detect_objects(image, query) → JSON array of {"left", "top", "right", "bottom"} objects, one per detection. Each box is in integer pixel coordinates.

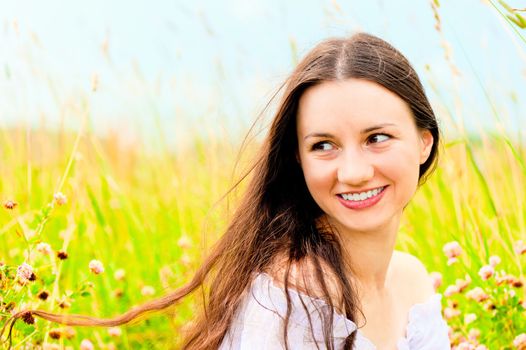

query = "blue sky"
[{"left": 1, "top": 0, "right": 525, "bottom": 145}]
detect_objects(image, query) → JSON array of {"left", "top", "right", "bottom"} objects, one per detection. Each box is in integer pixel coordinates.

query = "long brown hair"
[{"left": 2, "top": 32, "right": 439, "bottom": 349}]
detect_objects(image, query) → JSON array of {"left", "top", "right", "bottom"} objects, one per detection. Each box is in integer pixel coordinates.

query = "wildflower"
[
  {"left": 443, "top": 241, "right": 462, "bottom": 258},
  {"left": 466, "top": 287, "right": 489, "bottom": 302},
  {"left": 429, "top": 272, "right": 442, "bottom": 291},
  {"left": 180, "top": 253, "right": 192, "bottom": 266},
  {"left": 478, "top": 265, "right": 494, "bottom": 280},
  {"left": 456, "top": 342, "right": 474, "bottom": 350},
  {"left": 514, "top": 240, "right": 526, "bottom": 256},
  {"left": 36, "top": 242, "right": 52, "bottom": 255},
  {"left": 468, "top": 328, "right": 481, "bottom": 341},
  {"left": 58, "top": 298, "right": 71, "bottom": 309},
  {"left": 3, "top": 200, "right": 18, "bottom": 209},
  {"left": 17, "top": 263, "right": 36, "bottom": 283},
  {"left": 111, "top": 288, "right": 123, "bottom": 298},
  {"left": 114, "top": 268, "right": 126, "bottom": 281},
  {"left": 489, "top": 255, "right": 501, "bottom": 267},
  {"left": 89, "top": 260, "right": 104, "bottom": 274},
  {"left": 514, "top": 333, "right": 526, "bottom": 349},
  {"left": 464, "top": 313, "right": 476, "bottom": 324},
  {"left": 511, "top": 278, "right": 523, "bottom": 288},
  {"left": 57, "top": 250, "right": 68, "bottom": 260},
  {"left": 53, "top": 192, "right": 67, "bottom": 206},
  {"left": 21, "top": 311, "right": 35, "bottom": 325},
  {"left": 62, "top": 326, "right": 76, "bottom": 339},
  {"left": 37, "top": 290, "right": 49, "bottom": 301},
  {"left": 456, "top": 278, "right": 471, "bottom": 292},
  {"left": 177, "top": 234, "right": 192, "bottom": 249},
  {"left": 108, "top": 326, "right": 122, "bottom": 337},
  {"left": 80, "top": 339, "right": 94, "bottom": 350},
  {"left": 141, "top": 285, "right": 155, "bottom": 296},
  {"left": 443, "top": 307, "right": 460, "bottom": 319},
  {"left": 43, "top": 344, "right": 60, "bottom": 350},
  {"left": 444, "top": 284, "right": 460, "bottom": 297},
  {"left": 475, "top": 346, "right": 488, "bottom": 350},
  {"left": 49, "top": 328, "right": 61, "bottom": 339}
]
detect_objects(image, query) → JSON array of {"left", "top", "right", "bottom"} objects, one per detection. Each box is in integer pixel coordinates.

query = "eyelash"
[{"left": 310, "top": 133, "right": 392, "bottom": 151}]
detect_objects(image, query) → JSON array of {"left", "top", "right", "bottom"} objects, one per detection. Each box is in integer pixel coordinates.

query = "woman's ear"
[{"left": 419, "top": 130, "right": 434, "bottom": 164}]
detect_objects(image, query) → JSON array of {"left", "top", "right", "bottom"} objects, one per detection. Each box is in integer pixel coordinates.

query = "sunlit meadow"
[{"left": 1, "top": 1, "right": 526, "bottom": 349}]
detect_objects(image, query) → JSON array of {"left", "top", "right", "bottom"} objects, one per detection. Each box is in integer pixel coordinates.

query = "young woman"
[{"left": 4, "top": 33, "right": 450, "bottom": 349}]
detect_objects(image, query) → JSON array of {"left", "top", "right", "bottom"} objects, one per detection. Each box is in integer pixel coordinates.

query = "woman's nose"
[{"left": 336, "top": 148, "right": 374, "bottom": 185}]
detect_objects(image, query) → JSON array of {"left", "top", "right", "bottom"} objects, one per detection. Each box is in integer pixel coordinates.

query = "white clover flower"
[
  {"left": 17, "top": 263, "right": 34, "bottom": 282},
  {"left": 53, "top": 192, "right": 67, "bottom": 206},
  {"left": 88, "top": 260, "right": 104, "bottom": 274}
]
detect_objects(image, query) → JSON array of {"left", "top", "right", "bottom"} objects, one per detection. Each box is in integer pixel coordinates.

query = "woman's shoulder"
[
  {"left": 390, "top": 250, "right": 436, "bottom": 305},
  {"left": 265, "top": 254, "right": 345, "bottom": 309}
]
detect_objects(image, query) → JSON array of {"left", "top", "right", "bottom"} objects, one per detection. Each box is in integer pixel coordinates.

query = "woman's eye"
[
  {"left": 312, "top": 142, "right": 334, "bottom": 151},
  {"left": 368, "top": 133, "right": 391, "bottom": 144}
]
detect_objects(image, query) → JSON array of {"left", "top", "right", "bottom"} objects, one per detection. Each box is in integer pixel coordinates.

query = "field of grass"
[
  {"left": 0, "top": 109, "right": 525, "bottom": 349},
  {"left": 1, "top": 1, "right": 526, "bottom": 349}
]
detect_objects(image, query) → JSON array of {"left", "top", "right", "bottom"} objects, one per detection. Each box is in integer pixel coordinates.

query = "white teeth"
[{"left": 340, "top": 186, "right": 384, "bottom": 202}]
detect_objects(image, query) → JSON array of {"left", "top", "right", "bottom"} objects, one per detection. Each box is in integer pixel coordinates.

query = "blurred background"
[
  {"left": 1, "top": 0, "right": 525, "bottom": 145},
  {"left": 1, "top": 0, "right": 525, "bottom": 349}
]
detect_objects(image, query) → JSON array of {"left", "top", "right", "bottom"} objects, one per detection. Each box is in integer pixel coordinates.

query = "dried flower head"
[
  {"left": 89, "top": 260, "right": 104, "bottom": 274},
  {"left": 57, "top": 251, "right": 68, "bottom": 260},
  {"left": 3, "top": 200, "right": 18, "bottom": 210},
  {"left": 37, "top": 290, "right": 49, "bottom": 301},
  {"left": 49, "top": 328, "right": 61, "bottom": 339},
  {"left": 21, "top": 311, "right": 35, "bottom": 325},
  {"left": 53, "top": 192, "right": 67, "bottom": 206}
]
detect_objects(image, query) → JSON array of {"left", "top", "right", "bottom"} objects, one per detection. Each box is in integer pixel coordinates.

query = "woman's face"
[{"left": 296, "top": 79, "right": 433, "bottom": 235}]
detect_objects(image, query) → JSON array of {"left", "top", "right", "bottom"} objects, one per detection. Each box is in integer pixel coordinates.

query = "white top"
[{"left": 219, "top": 273, "right": 451, "bottom": 349}]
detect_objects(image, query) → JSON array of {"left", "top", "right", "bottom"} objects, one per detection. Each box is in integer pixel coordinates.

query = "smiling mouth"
[{"left": 338, "top": 186, "right": 387, "bottom": 202}]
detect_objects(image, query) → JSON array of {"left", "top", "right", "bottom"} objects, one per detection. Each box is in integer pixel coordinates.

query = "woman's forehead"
[{"left": 296, "top": 79, "right": 414, "bottom": 134}]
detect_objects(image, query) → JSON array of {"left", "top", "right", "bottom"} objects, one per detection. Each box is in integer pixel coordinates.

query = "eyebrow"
[{"left": 303, "top": 123, "right": 397, "bottom": 140}]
